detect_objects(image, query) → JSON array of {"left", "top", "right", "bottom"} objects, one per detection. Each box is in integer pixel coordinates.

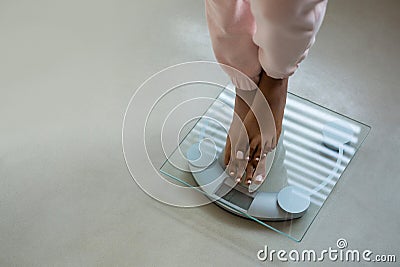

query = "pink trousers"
[{"left": 206, "top": 0, "right": 328, "bottom": 90}]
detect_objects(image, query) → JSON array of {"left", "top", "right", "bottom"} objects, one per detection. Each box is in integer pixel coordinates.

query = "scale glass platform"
[{"left": 159, "top": 84, "right": 370, "bottom": 242}]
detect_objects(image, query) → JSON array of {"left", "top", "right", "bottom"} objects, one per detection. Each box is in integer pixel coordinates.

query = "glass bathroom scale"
[{"left": 157, "top": 83, "right": 370, "bottom": 242}]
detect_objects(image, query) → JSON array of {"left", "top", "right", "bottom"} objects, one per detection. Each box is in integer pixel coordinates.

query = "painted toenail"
[
  {"left": 236, "top": 151, "right": 244, "bottom": 159},
  {"left": 255, "top": 175, "right": 263, "bottom": 182}
]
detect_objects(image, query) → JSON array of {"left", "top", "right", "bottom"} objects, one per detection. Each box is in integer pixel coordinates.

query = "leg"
[
  {"left": 243, "top": 0, "right": 328, "bottom": 185},
  {"left": 245, "top": 72, "right": 288, "bottom": 185},
  {"left": 206, "top": 0, "right": 263, "bottom": 181}
]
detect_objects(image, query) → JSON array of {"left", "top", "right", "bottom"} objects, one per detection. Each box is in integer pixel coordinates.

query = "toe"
[
  {"left": 227, "top": 163, "right": 236, "bottom": 180},
  {"left": 245, "top": 163, "right": 254, "bottom": 184},
  {"left": 263, "top": 137, "right": 274, "bottom": 153},
  {"left": 252, "top": 156, "right": 267, "bottom": 185},
  {"left": 224, "top": 136, "right": 231, "bottom": 166},
  {"left": 252, "top": 142, "right": 262, "bottom": 163},
  {"left": 248, "top": 137, "right": 260, "bottom": 161},
  {"left": 270, "top": 136, "right": 277, "bottom": 150},
  {"left": 233, "top": 128, "right": 250, "bottom": 182},
  {"left": 227, "top": 151, "right": 236, "bottom": 178},
  {"left": 235, "top": 151, "right": 247, "bottom": 181},
  {"left": 227, "top": 149, "right": 242, "bottom": 182}
]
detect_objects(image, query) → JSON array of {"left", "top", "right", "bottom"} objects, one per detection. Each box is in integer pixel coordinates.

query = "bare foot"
[
  {"left": 223, "top": 89, "right": 255, "bottom": 181},
  {"left": 244, "top": 71, "right": 287, "bottom": 185},
  {"left": 224, "top": 71, "right": 288, "bottom": 186}
]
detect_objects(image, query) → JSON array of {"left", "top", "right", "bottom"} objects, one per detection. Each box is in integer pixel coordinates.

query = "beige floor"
[{"left": 1, "top": 0, "right": 399, "bottom": 266}]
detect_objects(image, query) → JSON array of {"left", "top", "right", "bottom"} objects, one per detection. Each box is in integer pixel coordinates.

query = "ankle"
[
  {"left": 235, "top": 88, "right": 256, "bottom": 107},
  {"left": 259, "top": 71, "right": 288, "bottom": 97}
]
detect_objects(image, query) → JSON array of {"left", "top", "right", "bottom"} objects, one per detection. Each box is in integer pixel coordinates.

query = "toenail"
[
  {"left": 236, "top": 151, "right": 244, "bottom": 159},
  {"left": 255, "top": 157, "right": 260, "bottom": 161},
  {"left": 245, "top": 156, "right": 250, "bottom": 160},
  {"left": 230, "top": 171, "right": 235, "bottom": 176},
  {"left": 247, "top": 180, "right": 251, "bottom": 185},
  {"left": 236, "top": 177, "right": 241, "bottom": 182},
  {"left": 255, "top": 175, "right": 263, "bottom": 182},
  {"left": 262, "top": 153, "right": 267, "bottom": 158}
]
